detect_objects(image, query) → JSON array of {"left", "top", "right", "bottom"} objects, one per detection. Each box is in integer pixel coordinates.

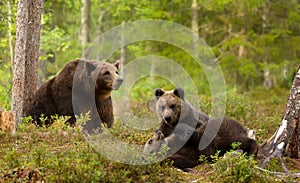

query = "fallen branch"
[{"left": 255, "top": 166, "right": 300, "bottom": 178}]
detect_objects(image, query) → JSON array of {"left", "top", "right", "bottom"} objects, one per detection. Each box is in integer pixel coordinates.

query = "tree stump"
[{"left": 257, "top": 66, "right": 300, "bottom": 173}]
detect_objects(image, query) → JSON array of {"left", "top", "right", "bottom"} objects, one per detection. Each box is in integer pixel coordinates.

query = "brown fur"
[
  {"left": 155, "top": 87, "right": 208, "bottom": 137},
  {"left": 25, "top": 59, "right": 122, "bottom": 133},
  {"left": 144, "top": 118, "right": 257, "bottom": 169},
  {"left": 146, "top": 87, "right": 257, "bottom": 169}
]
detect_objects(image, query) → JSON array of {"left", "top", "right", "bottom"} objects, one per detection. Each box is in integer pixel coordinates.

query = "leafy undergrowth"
[{"left": 0, "top": 88, "right": 299, "bottom": 182}]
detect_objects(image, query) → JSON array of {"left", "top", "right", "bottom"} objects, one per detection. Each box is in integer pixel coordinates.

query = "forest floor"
[{"left": 0, "top": 88, "right": 299, "bottom": 182}]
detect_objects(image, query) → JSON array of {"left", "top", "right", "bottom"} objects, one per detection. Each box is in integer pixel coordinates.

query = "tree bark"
[
  {"left": 7, "top": 0, "right": 14, "bottom": 66},
  {"left": 258, "top": 66, "right": 300, "bottom": 173},
  {"left": 24, "top": 0, "right": 43, "bottom": 111},
  {"left": 120, "top": 21, "right": 126, "bottom": 80},
  {"left": 191, "top": 0, "right": 199, "bottom": 57},
  {"left": 11, "top": 0, "right": 43, "bottom": 125},
  {"left": 191, "top": 0, "right": 198, "bottom": 35},
  {"left": 262, "top": 0, "right": 273, "bottom": 88},
  {"left": 12, "top": 0, "right": 29, "bottom": 125},
  {"left": 81, "top": 0, "right": 90, "bottom": 58}
]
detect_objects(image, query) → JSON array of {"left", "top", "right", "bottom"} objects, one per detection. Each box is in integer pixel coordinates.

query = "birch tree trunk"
[
  {"left": 258, "top": 66, "right": 300, "bottom": 173},
  {"left": 11, "top": 0, "right": 43, "bottom": 125}
]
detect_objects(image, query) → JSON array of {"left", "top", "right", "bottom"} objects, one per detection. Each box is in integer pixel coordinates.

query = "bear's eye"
[
  {"left": 103, "top": 71, "right": 110, "bottom": 75},
  {"left": 148, "top": 139, "right": 153, "bottom": 144},
  {"left": 161, "top": 106, "right": 166, "bottom": 111},
  {"left": 116, "top": 71, "right": 119, "bottom": 75},
  {"left": 170, "top": 104, "right": 176, "bottom": 109}
]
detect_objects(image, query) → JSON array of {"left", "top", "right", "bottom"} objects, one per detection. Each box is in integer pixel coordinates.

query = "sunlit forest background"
[{"left": 0, "top": 0, "right": 299, "bottom": 110}]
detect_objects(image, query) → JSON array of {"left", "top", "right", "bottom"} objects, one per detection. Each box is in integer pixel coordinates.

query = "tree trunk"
[
  {"left": 191, "top": 0, "right": 198, "bottom": 57},
  {"left": 24, "top": 0, "right": 43, "bottom": 110},
  {"left": 12, "top": 0, "right": 29, "bottom": 125},
  {"left": 120, "top": 21, "right": 126, "bottom": 80},
  {"left": 263, "top": 65, "right": 273, "bottom": 88},
  {"left": 258, "top": 66, "right": 300, "bottom": 173},
  {"left": 11, "top": 0, "right": 43, "bottom": 125},
  {"left": 191, "top": 0, "right": 198, "bottom": 35},
  {"left": 262, "top": 0, "right": 273, "bottom": 89},
  {"left": 81, "top": 0, "right": 90, "bottom": 58},
  {"left": 7, "top": 0, "right": 14, "bottom": 66}
]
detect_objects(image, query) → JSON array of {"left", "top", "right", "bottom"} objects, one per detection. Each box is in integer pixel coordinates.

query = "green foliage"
[
  {"left": 129, "top": 75, "right": 175, "bottom": 102},
  {"left": 0, "top": 116, "right": 188, "bottom": 182},
  {"left": 209, "top": 152, "right": 270, "bottom": 183},
  {"left": 225, "top": 89, "right": 254, "bottom": 121},
  {"left": 231, "top": 142, "right": 242, "bottom": 150},
  {"left": 0, "top": 88, "right": 298, "bottom": 182},
  {"left": 39, "top": 27, "right": 70, "bottom": 60},
  {"left": 0, "top": 61, "right": 12, "bottom": 109}
]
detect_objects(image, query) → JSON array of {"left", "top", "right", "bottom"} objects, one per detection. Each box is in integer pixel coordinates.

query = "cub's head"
[
  {"left": 155, "top": 87, "right": 185, "bottom": 127},
  {"left": 143, "top": 130, "right": 167, "bottom": 155},
  {"left": 84, "top": 60, "right": 123, "bottom": 98}
]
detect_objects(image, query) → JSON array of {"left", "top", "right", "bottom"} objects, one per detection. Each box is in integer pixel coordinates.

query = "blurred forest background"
[{"left": 0, "top": 0, "right": 299, "bottom": 110}]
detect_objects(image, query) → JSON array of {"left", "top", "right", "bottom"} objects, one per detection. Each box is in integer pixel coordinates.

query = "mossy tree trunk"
[{"left": 257, "top": 66, "right": 300, "bottom": 173}]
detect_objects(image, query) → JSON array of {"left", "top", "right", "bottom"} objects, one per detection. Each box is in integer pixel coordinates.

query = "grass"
[{"left": 0, "top": 87, "right": 299, "bottom": 182}]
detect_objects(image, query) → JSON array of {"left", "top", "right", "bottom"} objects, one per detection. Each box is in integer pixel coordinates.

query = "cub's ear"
[
  {"left": 173, "top": 87, "right": 184, "bottom": 100},
  {"left": 113, "top": 60, "right": 120, "bottom": 69},
  {"left": 155, "top": 88, "right": 165, "bottom": 99},
  {"left": 84, "top": 61, "right": 96, "bottom": 74}
]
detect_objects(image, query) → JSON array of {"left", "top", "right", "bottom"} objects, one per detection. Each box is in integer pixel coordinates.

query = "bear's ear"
[
  {"left": 113, "top": 60, "right": 120, "bottom": 69},
  {"left": 155, "top": 88, "right": 165, "bottom": 99},
  {"left": 173, "top": 87, "right": 184, "bottom": 100},
  {"left": 85, "top": 61, "right": 96, "bottom": 73}
]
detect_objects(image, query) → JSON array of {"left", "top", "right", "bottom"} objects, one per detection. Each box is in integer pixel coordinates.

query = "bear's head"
[
  {"left": 155, "top": 87, "right": 186, "bottom": 127},
  {"left": 83, "top": 60, "right": 123, "bottom": 99},
  {"left": 143, "top": 129, "right": 167, "bottom": 155}
]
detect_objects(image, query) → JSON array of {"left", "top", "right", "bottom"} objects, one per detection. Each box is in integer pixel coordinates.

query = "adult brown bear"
[{"left": 25, "top": 59, "right": 122, "bottom": 134}]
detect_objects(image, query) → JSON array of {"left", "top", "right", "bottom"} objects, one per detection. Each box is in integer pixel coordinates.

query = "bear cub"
[
  {"left": 155, "top": 87, "right": 209, "bottom": 137},
  {"left": 25, "top": 59, "right": 123, "bottom": 133}
]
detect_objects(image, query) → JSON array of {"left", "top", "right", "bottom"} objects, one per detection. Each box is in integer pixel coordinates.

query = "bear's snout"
[
  {"left": 112, "top": 78, "right": 123, "bottom": 90},
  {"left": 155, "top": 130, "right": 162, "bottom": 136}
]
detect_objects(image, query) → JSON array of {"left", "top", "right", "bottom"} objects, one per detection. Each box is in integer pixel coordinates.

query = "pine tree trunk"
[
  {"left": 7, "top": 1, "right": 14, "bottom": 66},
  {"left": 191, "top": 0, "right": 198, "bottom": 57},
  {"left": 262, "top": 0, "right": 273, "bottom": 89},
  {"left": 24, "top": 0, "right": 43, "bottom": 111},
  {"left": 12, "top": 0, "right": 29, "bottom": 125},
  {"left": 191, "top": 0, "right": 198, "bottom": 35},
  {"left": 11, "top": 0, "right": 43, "bottom": 125},
  {"left": 120, "top": 21, "right": 126, "bottom": 80},
  {"left": 81, "top": 0, "right": 90, "bottom": 57},
  {"left": 258, "top": 66, "right": 300, "bottom": 172}
]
